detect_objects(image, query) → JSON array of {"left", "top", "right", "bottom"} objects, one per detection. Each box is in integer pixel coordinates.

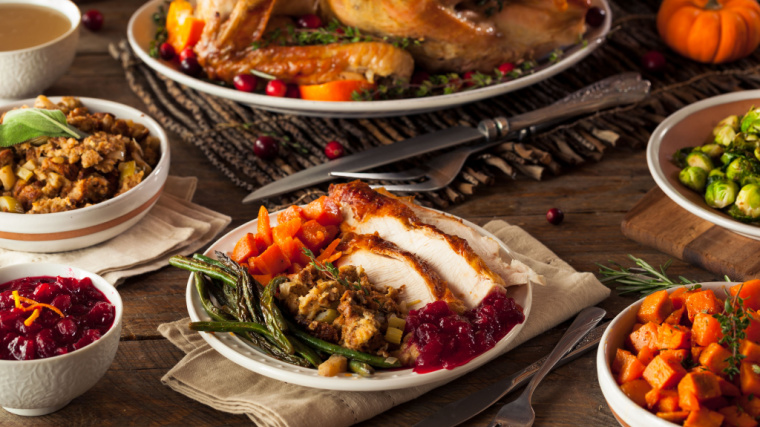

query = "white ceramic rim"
[
  {"left": 127, "top": 0, "right": 611, "bottom": 118},
  {"left": 596, "top": 282, "right": 737, "bottom": 427},
  {"left": 646, "top": 90, "right": 760, "bottom": 240},
  {"left": 0, "top": 96, "right": 170, "bottom": 230},
  {"left": 0, "top": 0, "right": 81, "bottom": 55},
  {"left": 0, "top": 262, "right": 123, "bottom": 367},
  {"left": 186, "top": 209, "right": 532, "bottom": 391}
]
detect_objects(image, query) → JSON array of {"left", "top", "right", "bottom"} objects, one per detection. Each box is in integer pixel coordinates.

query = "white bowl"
[
  {"left": 0, "top": 263, "right": 123, "bottom": 416},
  {"left": 0, "top": 0, "right": 81, "bottom": 99},
  {"left": 596, "top": 282, "right": 737, "bottom": 427},
  {"left": 0, "top": 97, "right": 170, "bottom": 252},
  {"left": 647, "top": 90, "right": 760, "bottom": 241}
]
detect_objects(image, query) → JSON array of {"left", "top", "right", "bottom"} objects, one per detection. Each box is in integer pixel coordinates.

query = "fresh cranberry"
[
  {"left": 73, "top": 329, "right": 101, "bottom": 350},
  {"left": 585, "top": 7, "right": 606, "bottom": 28},
  {"left": 498, "top": 62, "right": 515, "bottom": 75},
  {"left": 233, "top": 74, "right": 258, "bottom": 92},
  {"left": 265, "top": 80, "right": 288, "bottom": 97},
  {"left": 253, "top": 136, "right": 279, "bottom": 160},
  {"left": 36, "top": 329, "right": 56, "bottom": 359},
  {"left": 285, "top": 84, "right": 301, "bottom": 99},
  {"left": 55, "top": 318, "right": 78, "bottom": 343},
  {"left": 546, "top": 207, "right": 564, "bottom": 225},
  {"left": 411, "top": 71, "right": 430, "bottom": 86},
  {"left": 51, "top": 294, "right": 72, "bottom": 312},
  {"left": 179, "top": 48, "right": 196, "bottom": 62},
  {"left": 180, "top": 57, "right": 202, "bottom": 77},
  {"left": 641, "top": 51, "right": 666, "bottom": 73},
  {"left": 463, "top": 71, "right": 477, "bottom": 87},
  {"left": 82, "top": 9, "right": 104, "bottom": 32},
  {"left": 324, "top": 141, "right": 345, "bottom": 160},
  {"left": 8, "top": 336, "right": 36, "bottom": 360},
  {"left": 86, "top": 302, "right": 115, "bottom": 328},
  {"left": 159, "top": 42, "right": 176, "bottom": 61},
  {"left": 296, "top": 14, "right": 322, "bottom": 29},
  {"left": 335, "top": 27, "right": 345, "bottom": 35}
]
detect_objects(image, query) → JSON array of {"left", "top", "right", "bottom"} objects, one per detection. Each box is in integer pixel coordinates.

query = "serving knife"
[
  {"left": 242, "top": 73, "right": 651, "bottom": 203},
  {"left": 413, "top": 321, "right": 610, "bottom": 427}
]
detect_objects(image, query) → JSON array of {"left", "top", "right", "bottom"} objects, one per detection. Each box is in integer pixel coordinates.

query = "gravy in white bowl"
[{"left": 0, "top": 4, "right": 71, "bottom": 51}]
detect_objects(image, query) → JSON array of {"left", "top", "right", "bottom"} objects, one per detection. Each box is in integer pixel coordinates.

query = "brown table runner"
[{"left": 111, "top": 0, "right": 760, "bottom": 209}]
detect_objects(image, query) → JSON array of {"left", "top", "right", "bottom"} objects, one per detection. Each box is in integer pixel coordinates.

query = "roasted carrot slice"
[
  {"left": 272, "top": 217, "right": 302, "bottom": 248},
  {"left": 252, "top": 244, "right": 291, "bottom": 275},
  {"left": 316, "top": 238, "right": 341, "bottom": 263},
  {"left": 231, "top": 232, "right": 258, "bottom": 264},
  {"left": 257, "top": 205, "right": 273, "bottom": 247}
]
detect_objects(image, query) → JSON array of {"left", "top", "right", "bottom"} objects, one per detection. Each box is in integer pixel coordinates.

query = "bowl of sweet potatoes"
[{"left": 597, "top": 280, "right": 760, "bottom": 427}]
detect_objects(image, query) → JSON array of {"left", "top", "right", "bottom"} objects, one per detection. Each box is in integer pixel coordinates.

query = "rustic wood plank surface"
[{"left": 0, "top": 1, "right": 734, "bottom": 426}]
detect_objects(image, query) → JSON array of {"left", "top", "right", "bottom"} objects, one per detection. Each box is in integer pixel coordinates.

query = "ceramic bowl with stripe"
[{"left": 0, "top": 97, "right": 170, "bottom": 252}]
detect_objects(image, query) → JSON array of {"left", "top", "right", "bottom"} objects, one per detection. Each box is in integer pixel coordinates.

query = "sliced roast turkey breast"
[
  {"left": 329, "top": 181, "right": 512, "bottom": 310},
  {"left": 335, "top": 233, "right": 464, "bottom": 312}
]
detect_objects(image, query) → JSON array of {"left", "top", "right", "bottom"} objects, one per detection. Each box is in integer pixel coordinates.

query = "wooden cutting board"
[{"left": 621, "top": 187, "right": 760, "bottom": 281}]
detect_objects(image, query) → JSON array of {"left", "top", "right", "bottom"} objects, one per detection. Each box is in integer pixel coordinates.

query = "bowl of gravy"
[{"left": 0, "top": 0, "right": 81, "bottom": 99}]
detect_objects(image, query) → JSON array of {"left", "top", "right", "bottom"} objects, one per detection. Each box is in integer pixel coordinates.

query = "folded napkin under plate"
[
  {"left": 0, "top": 176, "right": 231, "bottom": 285},
  {"left": 159, "top": 219, "right": 610, "bottom": 427}
]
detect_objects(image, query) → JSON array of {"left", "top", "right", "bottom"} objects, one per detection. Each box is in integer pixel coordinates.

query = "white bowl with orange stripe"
[{"left": 0, "top": 97, "right": 169, "bottom": 252}]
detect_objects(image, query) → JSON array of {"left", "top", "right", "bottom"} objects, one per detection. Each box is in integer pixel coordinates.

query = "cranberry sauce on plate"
[
  {"left": 0, "top": 276, "right": 115, "bottom": 361},
  {"left": 406, "top": 290, "right": 524, "bottom": 373}
]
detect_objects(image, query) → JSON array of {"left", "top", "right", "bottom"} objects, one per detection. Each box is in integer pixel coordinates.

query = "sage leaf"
[{"left": 0, "top": 108, "right": 88, "bottom": 148}]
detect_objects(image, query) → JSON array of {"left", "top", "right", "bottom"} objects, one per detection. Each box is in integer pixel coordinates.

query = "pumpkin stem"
[{"left": 705, "top": 0, "right": 722, "bottom": 10}]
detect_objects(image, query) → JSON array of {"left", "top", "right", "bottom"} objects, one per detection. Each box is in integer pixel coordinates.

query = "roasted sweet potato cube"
[
  {"left": 638, "top": 346, "right": 657, "bottom": 366},
  {"left": 670, "top": 287, "right": 695, "bottom": 310},
  {"left": 665, "top": 307, "right": 684, "bottom": 325},
  {"left": 718, "top": 405, "right": 758, "bottom": 427},
  {"left": 657, "top": 411, "right": 689, "bottom": 424},
  {"left": 272, "top": 217, "right": 302, "bottom": 248},
  {"left": 620, "top": 379, "right": 651, "bottom": 408},
  {"left": 645, "top": 387, "right": 660, "bottom": 409},
  {"left": 692, "top": 346, "right": 706, "bottom": 361},
  {"left": 740, "top": 360, "right": 760, "bottom": 396},
  {"left": 660, "top": 349, "right": 689, "bottom": 364},
  {"left": 644, "top": 355, "right": 687, "bottom": 390},
  {"left": 685, "top": 290, "right": 723, "bottom": 322},
  {"left": 638, "top": 290, "right": 674, "bottom": 324},
  {"left": 231, "top": 232, "right": 258, "bottom": 263},
  {"left": 613, "top": 348, "right": 646, "bottom": 384},
  {"left": 718, "top": 377, "right": 741, "bottom": 397},
  {"left": 736, "top": 394, "right": 760, "bottom": 417},
  {"left": 692, "top": 312, "right": 724, "bottom": 347},
  {"left": 628, "top": 321, "right": 659, "bottom": 353},
  {"left": 746, "top": 312, "right": 760, "bottom": 343},
  {"left": 730, "top": 279, "right": 760, "bottom": 312},
  {"left": 297, "top": 220, "right": 328, "bottom": 251},
  {"left": 683, "top": 409, "right": 724, "bottom": 427},
  {"left": 741, "top": 339, "right": 760, "bottom": 363},
  {"left": 252, "top": 243, "right": 291, "bottom": 275},
  {"left": 657, "top": 323, "right": 691, "bottom": 350},
  {"left": 698, "top": 342, "right": 732, "bottom": 375},
  {"left": 656, "top": 390, "right": 680, "bottom": 413},
  {"left": 678, "top": 372, "right": 722, "bottom": 411}
]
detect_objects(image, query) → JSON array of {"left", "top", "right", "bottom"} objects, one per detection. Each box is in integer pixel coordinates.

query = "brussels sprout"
[
  {"left": 673, "top": 147, "right": 695, "bottom": 168},
  {"left": 721, "top": 151, "right": 740, "bottom": 167},
  {"left": 679, "top": 166, "right": 708, "bottom": 192},
  {"left": 743, "top": 174, "right": 760, "bottom": 187},
  {"left": 726, "top": 157, "right": 754, "bottom": 182},
  {"left": 714, "top": 125, "right": 737, "bottom": 146},
  {"left": 731, "top": 183, "right": 760, "bottom": 219},
  {"left": 699, "top": 143, "right": 724, "bottom": 158},
  {"left": 707, "top": 169, "right": 727, "bottom": 185},
  {"left": 714, "top": 115, "right": 740, "bottom": 135},
  {"left": 755, "top": 146, "right": 760, "bottom": 163},
  {"left": 704, "top": 179, "right": 739, "bottom": 208},
  {"left": 741, "top": 109, "right": 760, "bottom": 134},
  {"left": 685, "top": 151, "right": 714, "bottom": 172}
]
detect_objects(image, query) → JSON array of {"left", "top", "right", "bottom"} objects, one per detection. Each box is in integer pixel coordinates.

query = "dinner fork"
[
  {"left": 487, "top": 306, "right": 606, "bottom": 427},
  {"left": 331, "top": 73, "right": 651, "bottom": 193}
]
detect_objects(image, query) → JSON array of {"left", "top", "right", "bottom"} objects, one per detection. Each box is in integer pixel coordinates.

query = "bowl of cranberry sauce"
[{"left": 0, "top": 263, "right": 122, "bottom": 417}]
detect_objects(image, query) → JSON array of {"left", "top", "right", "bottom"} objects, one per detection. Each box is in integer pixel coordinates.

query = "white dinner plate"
[
  {"left": 185, "top": 209, "right": 532, "bottom": 391},
  {"left": 128, "top": 0, "right": 610, "bottom": 118},
  {"left": 646, "top": 90, "right": 760, "bottom": 241}
]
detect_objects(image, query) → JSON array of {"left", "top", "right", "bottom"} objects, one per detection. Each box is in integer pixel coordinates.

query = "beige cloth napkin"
[
  {"left": 0, "top": 176, "right": 231, "bottom": 285},
  {"left": 159, "top": 219, "right": 611, "bottom": 427}
]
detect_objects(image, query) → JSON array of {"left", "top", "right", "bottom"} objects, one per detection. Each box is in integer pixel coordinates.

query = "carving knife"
[
  {"left": 413, "top": 321, "right": 610, "bottom": 427},
  {"left": 242, "top": 73, "right": 650, "bottom": 203}
]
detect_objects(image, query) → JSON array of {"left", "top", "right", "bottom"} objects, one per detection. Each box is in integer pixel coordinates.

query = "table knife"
[
  {"left": 242, "top": 73, "right": 650, "bottom": 203},
  {"left": 413, "top": 321, "right": 610, "bottom": 427}
]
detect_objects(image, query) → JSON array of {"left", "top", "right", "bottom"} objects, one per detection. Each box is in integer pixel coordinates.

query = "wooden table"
[{"left": 2, "top": 1, "right": 727, "bottom": 425}]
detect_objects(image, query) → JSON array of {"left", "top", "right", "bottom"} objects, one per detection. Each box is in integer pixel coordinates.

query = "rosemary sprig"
[
  {"left": 715, "top": 284, "right": 750, "bottom": 380},
  {"left": 302, "top": 248, "right": 369, "bottom": 295},
  {"left": 597, "top": 255, "right": 701, "bottom": 296}
]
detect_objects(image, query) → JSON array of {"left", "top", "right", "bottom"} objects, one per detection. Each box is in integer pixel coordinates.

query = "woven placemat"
[{"left": 110, "top": 0, "right": 760, "bottom": 209}]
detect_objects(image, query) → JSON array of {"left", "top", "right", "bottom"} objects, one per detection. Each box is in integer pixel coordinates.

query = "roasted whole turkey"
[{"left": 193, "top": 0, "right": 591, "bottom": 86}]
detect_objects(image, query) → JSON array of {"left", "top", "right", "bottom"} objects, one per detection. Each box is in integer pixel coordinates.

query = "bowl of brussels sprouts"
[{"left": 647, "top": 90, "right": 760, "bottom": 240}]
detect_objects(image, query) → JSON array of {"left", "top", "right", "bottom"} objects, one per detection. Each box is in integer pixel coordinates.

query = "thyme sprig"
[
  {"left": 302, "top": 248, "right": 369, "bottom": 295},
  {"left": 148, "top": 1, "right": 170, "bottom": 58},
  {"left": 252, "top": 20, "right": 421, "bottom": 51},
  {"left": 715, "top": 284, "right": 750, "bottom": 379},
  {"left": 597, "top": 255, "right": 701, "bottom": 296}
]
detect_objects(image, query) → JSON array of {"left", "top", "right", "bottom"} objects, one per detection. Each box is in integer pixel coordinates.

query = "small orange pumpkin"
[{"left": 657, "top": 0, "right": 760, "bottom": 64}]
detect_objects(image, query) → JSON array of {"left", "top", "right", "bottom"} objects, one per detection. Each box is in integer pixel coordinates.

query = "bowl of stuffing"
[
  {"left": 0, "top": 96, "right": 170, "bottom": 252},
  {"left": 0, "top": 262, "right": 123, "bottom": 416}
]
